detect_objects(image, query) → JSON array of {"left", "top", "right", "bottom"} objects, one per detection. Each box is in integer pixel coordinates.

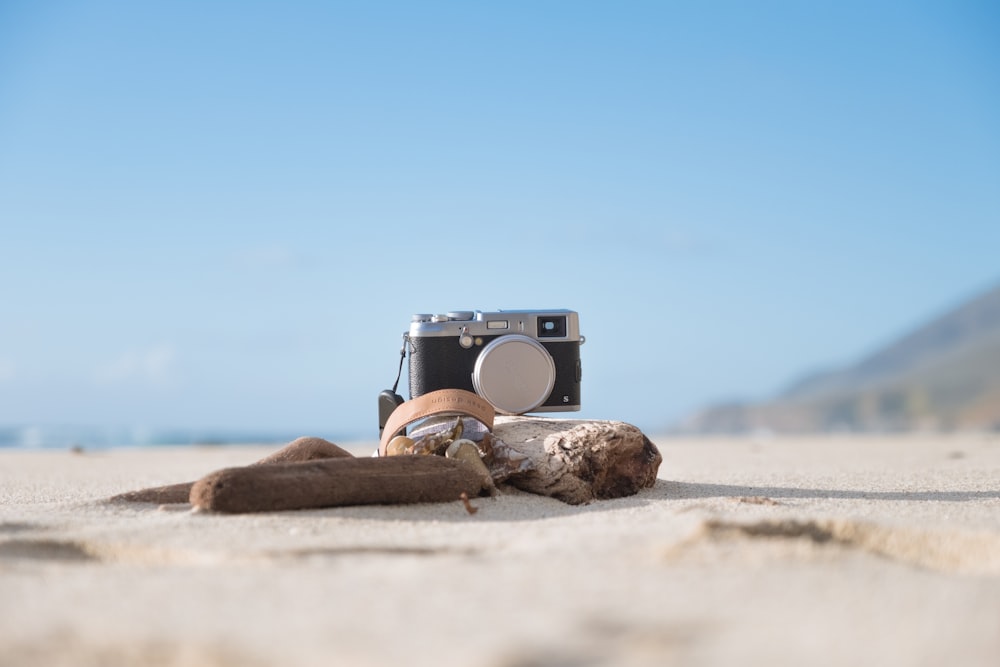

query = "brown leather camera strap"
[{"left": 378, "top": 389, "right": 495, "bottom": 456}]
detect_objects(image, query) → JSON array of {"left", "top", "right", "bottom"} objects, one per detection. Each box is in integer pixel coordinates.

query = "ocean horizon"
[{"left": 0, "top": 424, "right": 371, "bottom": 449}]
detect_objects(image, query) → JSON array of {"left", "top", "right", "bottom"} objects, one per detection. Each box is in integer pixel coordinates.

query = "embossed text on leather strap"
[{"left": 378, "top": 389, "right": 495, "bottom": 456}]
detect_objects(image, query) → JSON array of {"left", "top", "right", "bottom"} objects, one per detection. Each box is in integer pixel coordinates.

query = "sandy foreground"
[{"left": 1, "top": 433, "right": 999, "bottom": 667}]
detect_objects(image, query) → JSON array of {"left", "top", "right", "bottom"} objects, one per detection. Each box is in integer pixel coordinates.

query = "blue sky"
[{"left": 2, "top": 1, "right": 998, "bottom": 443}]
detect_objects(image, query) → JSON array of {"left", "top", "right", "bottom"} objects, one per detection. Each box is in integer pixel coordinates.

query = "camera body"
[{"left": 407, "top": 309, "right": 583, "bottom": 415}]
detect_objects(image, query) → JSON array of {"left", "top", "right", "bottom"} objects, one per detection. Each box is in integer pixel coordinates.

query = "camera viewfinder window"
[{"left": 537, "top": 316, "right": 567, "bottom": 338}]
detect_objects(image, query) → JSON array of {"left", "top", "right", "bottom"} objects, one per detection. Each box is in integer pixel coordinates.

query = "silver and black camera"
[{"left": 405, "top": 309, "right": 584, "bottom": 415}]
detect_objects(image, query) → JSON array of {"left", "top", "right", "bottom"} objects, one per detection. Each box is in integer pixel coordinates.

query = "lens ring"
[{"left": 472, "top": 335, "right": 556, "bottom": 415}]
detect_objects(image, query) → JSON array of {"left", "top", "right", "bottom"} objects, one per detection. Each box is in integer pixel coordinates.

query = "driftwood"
[
  {"left": 109, "top": 481, "right": 197, "bottom": 505},
  {"left": 109, "top": 437, "right": 353, "bottom": 503},
  {"left": 253, "top": 437, "right": 354, "bottom": 464},
  {"left": 190, "top": 456, "right": 491, "bottom": 513},
  {"left": 109, "top": 418, "right": 662, "bottom": 511},
  {"left": 489, "top": 417, "right": 662, "bottom": 505}
]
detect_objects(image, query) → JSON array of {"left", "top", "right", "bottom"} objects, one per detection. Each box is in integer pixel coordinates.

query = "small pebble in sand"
[{"left": 735, "top": 496, "right": 780, "bottom": 506}]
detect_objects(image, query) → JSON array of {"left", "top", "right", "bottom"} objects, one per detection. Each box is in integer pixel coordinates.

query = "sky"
[{"left": 1, "top": 1, "right": 998, "bottom": 445}]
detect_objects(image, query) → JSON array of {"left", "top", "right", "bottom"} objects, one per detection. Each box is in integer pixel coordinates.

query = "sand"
[{"left": 2, "top": 433, "right": 999, "bottom": 667}]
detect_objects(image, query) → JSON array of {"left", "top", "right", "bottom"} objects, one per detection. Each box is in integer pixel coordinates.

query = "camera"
[{"left": 406, "top": 309, "right": 584, "bottom": 415}]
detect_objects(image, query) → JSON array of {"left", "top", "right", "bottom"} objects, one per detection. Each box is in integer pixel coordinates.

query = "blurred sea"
[{"left": 0, "top": 425, "right": 367, "bottom": 449}]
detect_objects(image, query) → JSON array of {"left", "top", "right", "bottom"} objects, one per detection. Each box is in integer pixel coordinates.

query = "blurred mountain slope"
[{"left": 679, "top": 282, "right": 1000, "bottom": 433}]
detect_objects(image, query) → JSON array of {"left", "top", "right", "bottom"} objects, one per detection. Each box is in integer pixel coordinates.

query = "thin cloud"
[
  {"left": 0, "top": 358, "right": 13, "bottom": 382},
  {"left": 94, "top": 344, "right": 177, "bottom": 387}
]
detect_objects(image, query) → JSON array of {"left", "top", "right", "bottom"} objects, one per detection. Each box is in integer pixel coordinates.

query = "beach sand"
[{"left": 2, "top": 433, "right": 999, "bottom": 667}]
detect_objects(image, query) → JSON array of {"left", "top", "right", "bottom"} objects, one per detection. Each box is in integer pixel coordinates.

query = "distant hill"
[{"left": 677, "top": 282, "right": 1000, "bottom": 433}]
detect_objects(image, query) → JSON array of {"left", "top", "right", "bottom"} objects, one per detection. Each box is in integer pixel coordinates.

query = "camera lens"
[
  {"left": 537, "top": 316, "right": 567, "bottom": 338},
  {"left": 473, "top": 335, "right": 556, "bottom": 414}
]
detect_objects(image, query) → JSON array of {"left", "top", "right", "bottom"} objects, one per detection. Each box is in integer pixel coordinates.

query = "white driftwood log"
[{"left": 488, "top": 416, "right": 662, "bottom": 505}]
